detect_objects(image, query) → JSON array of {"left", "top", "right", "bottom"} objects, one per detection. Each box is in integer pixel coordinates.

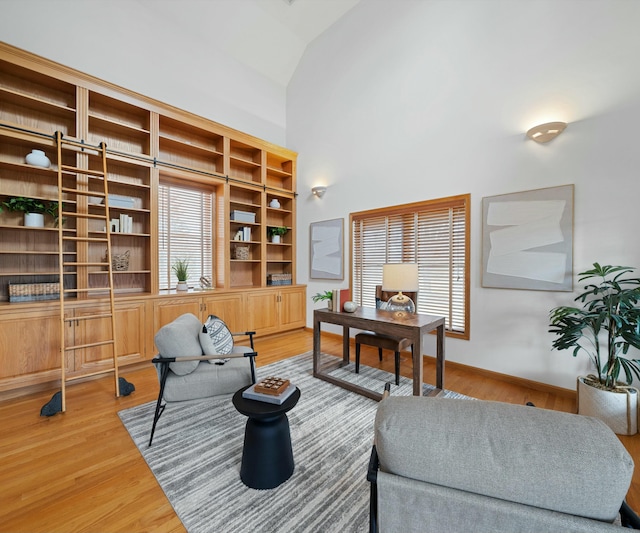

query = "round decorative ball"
[
  {"left": 25, "top": 149, "right": 51, "bottom": 168},
  {"left": 343, "top": 301, "right": 357, "bottom": 313}
]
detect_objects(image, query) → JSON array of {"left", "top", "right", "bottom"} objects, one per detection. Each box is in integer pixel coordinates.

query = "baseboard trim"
[{"left": 307, "top": 327, "right": 576, "bottom": 400}]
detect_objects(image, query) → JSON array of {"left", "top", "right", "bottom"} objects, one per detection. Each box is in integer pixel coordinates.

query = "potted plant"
[
  {"left": 549, "top": 263, "right": 640, "bottom": 434},
  {"left": 172, "top": 258, "right": 190, "bottom": 291},
  {"left": 312, "top": 290, "right": 334, "bottom": 310},
  {"left": 268, "top": 226, "right": 288, "bottom": 244},
  {"left": 2, "top": 196, "right": 48, "bottom": 227}
]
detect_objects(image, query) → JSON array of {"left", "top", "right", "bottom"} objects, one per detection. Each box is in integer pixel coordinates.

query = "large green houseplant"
[{"left": 549, "top": 263, "right": 640, "bottom": 434}]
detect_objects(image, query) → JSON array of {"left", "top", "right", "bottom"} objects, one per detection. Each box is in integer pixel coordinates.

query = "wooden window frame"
[{"left": 350, "top": 193, "right": 470, "bottom": 340}]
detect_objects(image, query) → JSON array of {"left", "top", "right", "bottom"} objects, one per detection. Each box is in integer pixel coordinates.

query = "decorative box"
[
  {"left": 230, "top": 210, "right": 256, "bottom": 223},
  {"left": 267, "top": 273, "right": 292, "bottom": 286},
  {"left": 9, "top": 282, "right": 60, "bottom": 302},
  {"left": 234, "top": 246, "right": 250, "bottom": 260}
]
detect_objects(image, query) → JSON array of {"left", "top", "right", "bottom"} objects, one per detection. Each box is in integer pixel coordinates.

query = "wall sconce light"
[
  {"left": 526, "top": 121, "right": 567, "bottom": 143},
  {"left": 312, "top": 186, "right": 327, "bottom": 198}
]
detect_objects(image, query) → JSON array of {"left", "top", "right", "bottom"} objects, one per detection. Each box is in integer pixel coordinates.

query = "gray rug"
[{"left": 118, "top": 352, "right": 470, "bottom": 533}]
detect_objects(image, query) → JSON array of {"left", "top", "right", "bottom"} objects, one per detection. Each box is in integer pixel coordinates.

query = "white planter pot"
[
  {"left": 176, "top": 281, "right": 189, "bottom": 291},
  {"left": 272, "top": 235, "right": 281, "bottom": 244},
  {"left": 577, "top": 376, "right": 638, "bottom": 435},
  {"left": 24, "top": 212, "right": 44, "bottom": 227}
]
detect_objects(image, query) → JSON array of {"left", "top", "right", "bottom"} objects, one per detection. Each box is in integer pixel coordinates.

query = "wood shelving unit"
[{"left": 0, "top": 42, "right": 305, "bottom": 398}]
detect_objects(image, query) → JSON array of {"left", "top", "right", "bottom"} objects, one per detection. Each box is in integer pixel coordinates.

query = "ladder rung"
[
  {"left": 60, "top": 164, "right": 105, "bottom": 177},
  {"left": 64, "top": 287, "right": 114, "bottom": 294},
  {"left": 65, "top": 367, "right": 116, "bottom": 381},
  {"left": 64, "top": 339, "right": 115, "bottom": 351},
  {"left": 63, "top": 236, "right": 109, "bottom": 242},
  {"left": 61, "top": 187, "right": 105, "bottom": 197},
  {"left": 61, "top": 211, "right": 109, "bottom": 220}
]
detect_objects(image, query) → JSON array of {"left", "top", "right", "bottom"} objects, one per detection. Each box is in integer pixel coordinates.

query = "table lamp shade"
[
  {"left": 382, "top": 263, "right": 419, "bottom": 292},
  {"left": 382, "top": 263, "right": 418, "bottom": 316}
]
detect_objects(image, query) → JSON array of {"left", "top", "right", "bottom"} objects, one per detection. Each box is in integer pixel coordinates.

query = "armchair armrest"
[{"left": 152, "top": 352, "right": 257, "bottom": 364}]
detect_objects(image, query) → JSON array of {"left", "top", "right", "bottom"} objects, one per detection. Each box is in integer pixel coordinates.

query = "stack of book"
[{"left": 242, "top": 376, "right": 296, "bottom": 405}]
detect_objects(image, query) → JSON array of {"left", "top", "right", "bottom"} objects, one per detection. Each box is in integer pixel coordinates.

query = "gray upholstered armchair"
[
  {"left": 368, "top": 396, "right": 639, "bottom": 532},
  {"left": 149, "top": 313, "right": 257, "bottom": 446}
]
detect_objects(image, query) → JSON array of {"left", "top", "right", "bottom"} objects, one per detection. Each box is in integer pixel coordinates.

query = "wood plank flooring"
[{"left": 1, "top": 328, "right": 638, "bottom": 532}]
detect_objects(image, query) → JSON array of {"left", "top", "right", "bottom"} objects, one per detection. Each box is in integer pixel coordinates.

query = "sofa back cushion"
[
  {"left": 154, "top": 313, "right": 203, "bottom": 375},
  {"left": 375, "top": 397, "right": 633, "bottom": 522}
]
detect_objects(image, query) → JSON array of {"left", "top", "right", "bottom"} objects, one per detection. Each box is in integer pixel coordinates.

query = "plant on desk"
[{"left": 312, "top": 290, "right": 333, "bottom": 310}]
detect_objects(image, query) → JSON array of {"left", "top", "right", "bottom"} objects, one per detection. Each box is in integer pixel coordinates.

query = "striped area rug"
[{"left": 118, "top": 352, "right": 469, "bottom": 533}]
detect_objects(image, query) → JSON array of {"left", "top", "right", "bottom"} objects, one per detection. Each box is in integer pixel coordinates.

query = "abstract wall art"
[{"left": 482, "top": 185, "right": 574, "bottom": 291}]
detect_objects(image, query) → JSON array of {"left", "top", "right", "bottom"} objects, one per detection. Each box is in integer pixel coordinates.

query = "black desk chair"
[{"left": 355, "top": 285, "right": 417, "bottom": 385}]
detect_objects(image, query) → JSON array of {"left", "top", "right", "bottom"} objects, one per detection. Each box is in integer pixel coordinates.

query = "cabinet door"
[
  {"left": 152, "top": 297, "right": 201, "bottom": 333},
  {"left": 73, "top": 301, "right": 147, "bottom": 374},
  {"left": 245, "top": 290, "right": 279, "bottom": 336},
  {"left": 0, "top": 308, "right": 72, "bottom": 391},
  {"left": 202, "top": 293, "right": 244, "bottom": 333},
  {"left": 279, "top": 286, "right": 306, "bottom": 331}
]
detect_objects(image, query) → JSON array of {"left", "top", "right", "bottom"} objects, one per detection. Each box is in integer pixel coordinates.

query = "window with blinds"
[
  {"left": 158, "top": 179, "right": 214, "bottom": 290},
  {"left": 351, "top": 194, "right": 470, "bottom": 339}
]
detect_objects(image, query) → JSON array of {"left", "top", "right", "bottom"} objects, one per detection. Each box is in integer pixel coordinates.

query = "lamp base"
[{"left": 387, "top": 294, "right": 415, "bottom": 318}]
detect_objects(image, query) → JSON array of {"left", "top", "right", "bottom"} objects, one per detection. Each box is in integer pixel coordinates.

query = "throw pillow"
[
  {"left": 154, "top": 313, "right": 202, "bottom": 376},
  {"left": 201, "top": 314, "right": 234, "bottom": 363}
]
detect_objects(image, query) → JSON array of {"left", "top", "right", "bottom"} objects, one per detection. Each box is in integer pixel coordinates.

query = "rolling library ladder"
[{"left": 40, "top": 132, "right": 134, "bottom": 416}]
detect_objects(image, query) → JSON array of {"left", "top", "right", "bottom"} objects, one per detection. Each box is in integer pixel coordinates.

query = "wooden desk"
[{"left": 313, "top": 307, "right": 445, "bottom": 401}]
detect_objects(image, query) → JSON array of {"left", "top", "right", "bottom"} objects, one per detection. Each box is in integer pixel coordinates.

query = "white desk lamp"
[{"left": 382, "top": 263, "right": 418, "bottom": 317}]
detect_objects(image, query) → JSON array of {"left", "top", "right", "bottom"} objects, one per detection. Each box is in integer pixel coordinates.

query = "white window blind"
[
  {"left": 158, "top": 180, "right": 214, "bottom": 290},
  {"left": 352, "top": 195, "right": 470, "bottom": 338}
]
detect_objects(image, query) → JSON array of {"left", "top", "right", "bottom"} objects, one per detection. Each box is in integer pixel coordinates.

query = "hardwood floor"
[{"left": 1, "top": 328, "right": 638, "bottom": 532}]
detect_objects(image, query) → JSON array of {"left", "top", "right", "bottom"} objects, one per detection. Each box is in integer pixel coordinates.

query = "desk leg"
[
  {"left": 313, "top": 315, "right": 321, "bottom": 376},
  {"left": 343, "top": 325, "right": 350, "bottom": 365},
  {"left": 436, "top": 324, "right": 445, "bottom": 390},
  {"left": 412, "top": 332, "right": 423, "bottom": 396}
]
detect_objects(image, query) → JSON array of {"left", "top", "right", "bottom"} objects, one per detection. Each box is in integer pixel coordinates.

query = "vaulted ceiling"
[{"left": 147, "top": 0, "right": 361, "bottom": 87}]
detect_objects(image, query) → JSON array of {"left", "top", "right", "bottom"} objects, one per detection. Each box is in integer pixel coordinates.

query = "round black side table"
[{"left": 232, "top": 384, "right": 301, "bottom": 489}]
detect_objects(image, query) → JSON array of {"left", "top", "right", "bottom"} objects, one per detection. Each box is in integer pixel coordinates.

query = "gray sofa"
[{"left": 369, "top": 396, "right": 637, "bottom": 532}]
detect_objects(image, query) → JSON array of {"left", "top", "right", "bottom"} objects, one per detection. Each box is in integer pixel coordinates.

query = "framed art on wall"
[
  {"left": 310, "top": 218, "right": 344, "bottom": 280},
  {"left": 482, "top": 184, "right": 574, "bottom": 291}
]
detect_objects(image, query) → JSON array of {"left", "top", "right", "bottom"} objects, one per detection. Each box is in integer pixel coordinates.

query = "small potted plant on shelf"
[
  {"left": 268, "top": 226, "right": 288, "bottom": 244},
  {"left": 549, "top": 263, "right": 640, "bottom": 435},
  {"left": 2, "top": 196, "right": 49, "bottom": 227},
  {"left": 172, "top": 258, "right": 190, "bottom": 291},
  {"left": 312, "top": 290, "right": 334, "bottom": 311}
]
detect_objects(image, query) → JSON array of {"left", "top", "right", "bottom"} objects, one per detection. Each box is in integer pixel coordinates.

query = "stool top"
[{"left": 232, "top": 385, "right": 300, "bottom": 419}]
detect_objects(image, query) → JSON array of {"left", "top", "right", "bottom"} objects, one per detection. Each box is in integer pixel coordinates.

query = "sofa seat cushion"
[
  {"left": 375, "top": 397, "right": 634, "bottom": 522},
  {"left": 154, "top": 313, "right": 203, "bottom": 375},
  {"left": 160, "top": 357, "right": 252, "bottom": 402}
]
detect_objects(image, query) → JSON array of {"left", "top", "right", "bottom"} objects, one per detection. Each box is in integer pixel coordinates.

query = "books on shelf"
[
  {"left": 242, "top": 381, "right": 297, "bottom": 405},
  {"left": 332, "top": 288, "right": 351, "bottom": 312},
  {"left": 110, "top": 214, "right": 133, "bottom": 233}
]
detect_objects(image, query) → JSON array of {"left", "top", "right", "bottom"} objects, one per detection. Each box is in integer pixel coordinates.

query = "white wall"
[
  {"left": 0, "top": 0, "right": 287, "bottom": 145},
  {"left": 288, "top": 0, "right": 640, "bottom": 390}
]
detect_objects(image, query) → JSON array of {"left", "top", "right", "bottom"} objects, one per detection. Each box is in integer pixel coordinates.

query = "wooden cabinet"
[
  {"left": 0, "top": 299, "right": 147, "bottom": 396},
  {"left": 72, "top": 300, "right": 147, "bottom": 376},
  {"left": 245, "top": 286, "right": 306, "bottom": 336},
  {"left": 0, "top": 43, "right": 304, "bottom": 398},
  {"left": 0, "top": 306, "right": 71, "bottom": 393}
]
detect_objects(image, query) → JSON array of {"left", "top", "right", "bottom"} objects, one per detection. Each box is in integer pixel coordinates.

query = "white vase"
[
  {"left": 176, "top": 281, "right": 188, "bottom": 291},
  {"left": 272, "top": 235, "right": 281, "bottom": 244},
  {"left": 270, "top": 199, "right": 280, "bottom": 208},
  {"left": 25, "top": 149, "right": 51, "bottom": 168},
  {"left": 577, "top": 376, "right": 638, "bottom": 435},
  {"left": 24, "top": 212, "right": 45, "bottom": 227}
]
